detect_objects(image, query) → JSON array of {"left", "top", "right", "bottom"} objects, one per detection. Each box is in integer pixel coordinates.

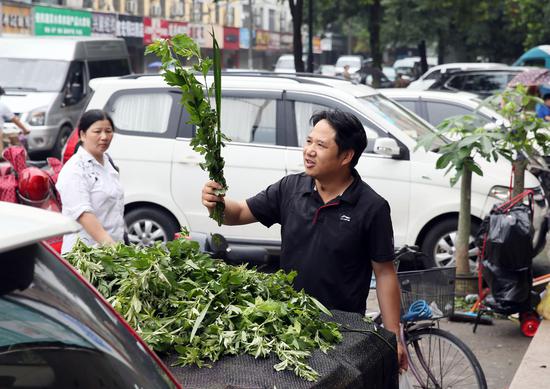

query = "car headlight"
[
  {"left": 488, "top": 185, "right": 510, "bottom": 201},
  {"left": 489, "top": 185, "right": 546, "bottom": 206},
  {"left": 28, "top": 110, "right": 46, "bottom": 126}
]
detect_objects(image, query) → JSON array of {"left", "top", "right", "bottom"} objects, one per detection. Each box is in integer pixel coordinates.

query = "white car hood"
[
  {"left": 0, "top": 202, "right": 79, "bottom": 253},
  {"left": 1, "top": 92, "right": 57, "bottom": 115}
]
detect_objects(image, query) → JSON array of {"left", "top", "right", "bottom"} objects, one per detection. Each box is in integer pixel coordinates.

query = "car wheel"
[
  {"left": 124, "top": 207, "right": 179, "bottom": 246},
  {"left": 53, "top": 125, "right": 73, "bottom": 158},
  {"left": 421, "top": 218, "right": 480, "bottom": 272}
]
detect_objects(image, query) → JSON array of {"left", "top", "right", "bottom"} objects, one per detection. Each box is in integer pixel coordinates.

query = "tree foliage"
[{"left": 313, "top": 0, "right": 541, "bottom": 65}]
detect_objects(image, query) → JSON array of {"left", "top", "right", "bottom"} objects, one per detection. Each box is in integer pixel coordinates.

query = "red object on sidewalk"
[{"left": 520, "top": 311, "right": 541, "bottom": 337}]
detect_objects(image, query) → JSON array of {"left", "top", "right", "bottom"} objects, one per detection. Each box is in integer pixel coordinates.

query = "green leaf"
[
  {"left": 212, "top": 29, "right": 222, "bottom": 136},
  {"left": 309, "top": 296, "right": 332, "bottom": 316},
  {"left": 435, "top": 153, "right": 453, "bottom": 170},
  {"left": 190, "top": 298, "right": 212, "bottom": 342}
]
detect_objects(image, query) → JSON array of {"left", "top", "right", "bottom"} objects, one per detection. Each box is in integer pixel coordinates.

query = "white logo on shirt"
[{"left": 340, "top": 214, "right": 351, "bottom": 222}]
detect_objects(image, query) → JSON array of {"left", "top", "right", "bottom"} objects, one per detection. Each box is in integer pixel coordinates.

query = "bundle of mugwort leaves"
[
  {"left": 64, "top": 234, "right": 342, "bottom": 381},
  {"left": 145, "top": 33, "right": 227, "bottom": 226}
]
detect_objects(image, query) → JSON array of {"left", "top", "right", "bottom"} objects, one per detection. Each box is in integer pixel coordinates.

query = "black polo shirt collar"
[{"left": 300, "top": 168, "right": 362, "bottom": 205}]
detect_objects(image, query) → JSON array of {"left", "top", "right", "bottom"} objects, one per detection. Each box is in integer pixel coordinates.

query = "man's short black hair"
[
  {"left": 310, "top": 110, "right": 367, "bottom": 168},
  {"left": 543, "top": 93, "right": 550, "bottom": 101}
]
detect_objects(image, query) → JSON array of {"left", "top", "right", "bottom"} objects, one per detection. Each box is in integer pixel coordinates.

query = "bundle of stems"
[{"left": 146, "top": 32, "right": 227, "bottom": 225}]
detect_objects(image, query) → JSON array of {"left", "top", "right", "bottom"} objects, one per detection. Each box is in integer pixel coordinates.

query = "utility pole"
[
  {"left": 307, "top": 0, "right": 313, "bottom": 73},
  {"left": 248, "top": 0, "right": 253, "bottom": 69}
]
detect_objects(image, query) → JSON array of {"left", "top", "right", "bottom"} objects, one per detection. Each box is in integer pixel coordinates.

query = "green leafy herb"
[
  {"left": 64, "top": 234, "right": 342, "bottom": 381},
  {"left": 145, "top": 31, "right": 228, "bottom": 226}
]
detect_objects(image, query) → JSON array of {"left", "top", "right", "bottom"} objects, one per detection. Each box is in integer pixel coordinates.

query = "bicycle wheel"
[{"left": 406, "top": 327, "right": 487, "bottom": 389}]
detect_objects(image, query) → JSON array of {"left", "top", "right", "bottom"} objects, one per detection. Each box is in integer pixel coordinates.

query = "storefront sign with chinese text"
[{"left": 34, "top": 6, "right": 91, "bottom": 36}]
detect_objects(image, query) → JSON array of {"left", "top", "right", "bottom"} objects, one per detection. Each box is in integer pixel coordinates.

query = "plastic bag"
[
  {"left": 537, "top": 284, "right": 550, "bottom": 320},
  {"left": 482, "top": 260, "right": 532, "bottom": 313},
  {"left": 484, "top": 203, "right": 534, "bottom": 269}
]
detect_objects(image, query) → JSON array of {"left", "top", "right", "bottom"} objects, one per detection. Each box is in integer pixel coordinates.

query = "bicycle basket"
[{"left": 397, "top": 267, "right": 456, "bottom": 319}]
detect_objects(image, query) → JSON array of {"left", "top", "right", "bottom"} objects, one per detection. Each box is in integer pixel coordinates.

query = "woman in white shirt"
[{"left": 56, "top": 109, "right": 125, "bottom": 254}]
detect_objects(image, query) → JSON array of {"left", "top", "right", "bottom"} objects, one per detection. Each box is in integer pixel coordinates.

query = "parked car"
[
  {"left": 82, "top": 73, "right": 547, "bottom": 268},
  {"left": 408, "top": 62, "right": 507, "bottom": 91},
  {"left": 393, "top": 56, "right": 438, "bottom": 80},
  {"left": 274, "top": 54, "right": 308, "bottom": 73},
  {"left": 355, "top": 63, "right": 394, "bottom": 88},
  {"left": 334, "top": 55, "right": 363, "bottom": 76},
  {"left": 383, "top": 66, "right": 397, "bottom": 82},
  {"left": 381, "top": 89, "right": 501, "bottom": 127},
  {"left": 513, "top": 45, "right": 550, "bottom": 69},
  {"left": 317, "top": 64, "right": 336, "bottom": 77},
  {"left": 0, "top": 202, "right": 181, "bottom": 388},
  {"left": 0, "top": 36, "right": 131, "bottom": 159},
  {"left": 417, "top": 66, "right": 528, "bottom": 98},
  {"left": 382, "top": 87, "right": 550, "bottom": 204}
]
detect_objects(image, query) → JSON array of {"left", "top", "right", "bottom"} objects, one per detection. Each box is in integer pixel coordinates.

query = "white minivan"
[
  {"left": 85, "top": 73, "right": 547, "bottom": 268},
  {"left": 0, "top": 36, "right": 131, "bottom": 157}
]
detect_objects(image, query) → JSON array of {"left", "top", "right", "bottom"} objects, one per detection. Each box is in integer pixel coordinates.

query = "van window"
[
  {"left": 357, "top": 94, "right": 446, "bottom": 149},
  {"left": 111, "top": 93, "right": 172, "bottom": 133},
  {"left": 395, "top": 99, "right": 417, "bottom": 112},
  {"left": 88, "top": 59, "right": 130, "bottom": 79},
  {"left": 294, "top": 101, "right": 381, "bottom": 153},
  {"left": 425, "top": 101, "right": 476, "bottom": 127},
  {"left": 424, "top": 70, "right": 441, "bottom": 80},
  {"left": 212, "top": 97, "right": 277, "bottom": 145},
  {"left": 63, "top": 61, "right": 85, "bottom": 105}
]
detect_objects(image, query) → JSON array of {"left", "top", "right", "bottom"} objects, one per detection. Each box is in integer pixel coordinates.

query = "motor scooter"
[{"left": 0, "top": 146, "right": 63, "bottom": 252}]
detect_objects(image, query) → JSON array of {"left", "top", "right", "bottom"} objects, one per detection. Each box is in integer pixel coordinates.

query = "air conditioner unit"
[
  {"left": 171, "top": 1, "right": 184, "bottom": 17},
  {"left": 150, "top": 2, "right": 162, "bottom": 17},
  {"left": 125, "top": 0, "right": 137, "bottom": 14}
]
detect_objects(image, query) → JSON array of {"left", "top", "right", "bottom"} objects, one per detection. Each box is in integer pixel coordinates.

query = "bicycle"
[{"left": 396, "top": 265, "right": 488, "bottom": 389}]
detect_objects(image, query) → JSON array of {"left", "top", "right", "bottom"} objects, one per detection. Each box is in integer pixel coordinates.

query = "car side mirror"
[
  {"left": 206, "top": 233, "right": 229, "bottom": 259},
  {"left": 374, "top": 137, "right": 401, "bottom": 157}
]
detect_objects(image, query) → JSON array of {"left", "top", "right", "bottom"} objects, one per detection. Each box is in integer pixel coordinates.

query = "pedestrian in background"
[
  {"left": 56, "top": 109, "right": 125, "bottom": 253},
  {"left": 536, "top": 93, "right": 550, "bottom": 121},
  {"left": 0, "top": 86, "right": 30, "bottom": 155},
  {"left": 342, "top": 64, "right": 352, "bottom": 81}
]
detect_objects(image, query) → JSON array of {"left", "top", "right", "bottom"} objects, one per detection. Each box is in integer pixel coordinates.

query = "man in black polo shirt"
[{"left": 201, "top": 109, "right": 406, "bottom": 371}]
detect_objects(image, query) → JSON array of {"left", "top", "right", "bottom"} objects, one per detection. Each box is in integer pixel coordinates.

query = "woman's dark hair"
[
  {"left": 77, "top": 109, "right": 115, "bottom": 134},
  {"left": 310, "top": 110, "right": 367, "bottom": 168}
]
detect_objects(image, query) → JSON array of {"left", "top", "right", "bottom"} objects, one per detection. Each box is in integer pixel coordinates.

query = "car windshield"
[
  {"left": 357, "top": 94, "right": 447, "bottom": 149},
  {"left": 0, "top": 58, "right": 69, "bottom": 92},
  {"left": 336, "top": 57, "right": 361, "bottom": 68}
]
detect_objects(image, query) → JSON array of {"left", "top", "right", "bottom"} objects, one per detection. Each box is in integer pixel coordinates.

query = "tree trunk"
[
  {"left": 367, "top": 0, "right": 382, "bottom": 88},
  {"left": 289, "top": 0, "right": 305, "bottom": 73},
  {"left": 512, "top": 157, "right": 529, "bottom": 197},
  {"left": 456, "top": 165, "right": 472, "bottom": 276}
]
